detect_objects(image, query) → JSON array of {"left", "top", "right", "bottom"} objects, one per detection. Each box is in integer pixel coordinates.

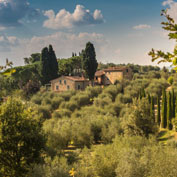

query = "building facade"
[
  {"left": 95, "top": 67, "right": 132, "bottom": 85},
  {"left": 51, "top": 76, "right": 89, "bottom": 92}
]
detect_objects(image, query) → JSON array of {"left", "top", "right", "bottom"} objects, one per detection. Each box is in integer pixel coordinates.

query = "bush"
[
  {"left": 51, "top": 97, "right": 64, "bottom": 110},
  {"left": 38, "top": 105, "right": 51, "bottom": 119}
]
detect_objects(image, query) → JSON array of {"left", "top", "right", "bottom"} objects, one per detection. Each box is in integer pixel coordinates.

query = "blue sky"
[{"left": 0, "top": 0, "right": 176, "bottom": 66}]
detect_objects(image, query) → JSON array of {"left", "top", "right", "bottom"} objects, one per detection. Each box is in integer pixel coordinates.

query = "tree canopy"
[
  {"left": 149, "top": 10, "right": 177, "bottom": 68},
  {"left": 0, "top": 98, "right": 45, "bottom": 177},
  {"left": 83, "top": 42, "right": 98, "bottom": 81},
  {"left": 39, "top": 45, "right": 58, "bottom": 85}
]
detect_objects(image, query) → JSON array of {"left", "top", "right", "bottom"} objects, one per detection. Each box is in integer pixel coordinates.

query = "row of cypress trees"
[{"left": 139, "top": 88, "right": 176, "bottom": 130}]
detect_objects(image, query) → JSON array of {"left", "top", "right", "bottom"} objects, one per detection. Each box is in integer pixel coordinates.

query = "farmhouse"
[
  {"left": 51, "top": 76, "right": 89, "bottom": 92},
  {"left": 94, "top": 67, "right": 132, "bottom": 85}
]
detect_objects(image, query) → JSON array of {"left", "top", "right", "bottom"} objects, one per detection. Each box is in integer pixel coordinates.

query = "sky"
[{"left": 0, "top": 0, "right": 177, "bottom": 67}]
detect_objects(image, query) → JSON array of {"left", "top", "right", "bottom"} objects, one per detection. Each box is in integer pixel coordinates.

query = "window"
[
  {"left": 78, "top": 85, "right": 81, "bottom": 90},
  {"left": 59, "top": 80, "right": 62, "bottom": 84},
  {"left": 67, "top": 85, "right": 70, "bottom": 90},
  {"left": 56, "top": 85, "right": 59, "bottom": 90},
  {"left": 126, "top": 69, "right": 129, "bottom": 73},
  {"left": 64, "top": 80, "right": 66, "bottom": 85},
  {"left": 96, "top": 77, "right": 98, "bottom": 80}
]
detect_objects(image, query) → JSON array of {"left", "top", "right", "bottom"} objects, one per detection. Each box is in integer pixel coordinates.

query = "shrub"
[
  {"left": 51, "top": 97, "right": 64, "bottom": 110},
  {"left": 38, "top": 105, "right": 51, "bottom": 119}
]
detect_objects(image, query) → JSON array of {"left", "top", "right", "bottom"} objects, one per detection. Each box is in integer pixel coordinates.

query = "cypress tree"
[
  {"left": 83, "top": 42, "right": 98, "bottom": 85},
  {"left": 48, "top": 44, "right": 58, "bottom": 80},
  {"left": 156, "top": 95, "right": 161, "bottom": 125},
  {"left": 150, "top": 96, "right": 155, "bottom": 121},
  {"left": 167, "top": 91, "right": 172, "bottom": 130},
  {"left": 171, "top": 89, "right": 175, "bottom": 118},
  {"left": 161, "top": 88, "right": 167, "bottom": 128},
  {"left": 40, "top": 45, "right": 58, "bottom": 85},
  {"left": 40, "top": 47, "right": 50, "bottom": 85}
]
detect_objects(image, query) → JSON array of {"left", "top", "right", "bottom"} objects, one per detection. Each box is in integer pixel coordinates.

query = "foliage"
[
  {"left": 161, "top": 88, "right": 167, "bottom": 128},
  {"left": 24, "top": 53, "right": 41, "bottom": 65},
  {"left": 83, "top": 42, "right": 98, "bottom": 81},
  {"left": 58, "top": 56, "right": 83, "bottom": 76},
  {"left": 39, "top": 45, "right": 58, "bottom": 85},
  {"left": 167, "top": 91, "right": 172, "bottom": 130},
  {"left": 121, "top": 98, "right": 158, "bottom": 137},
  {"left": 0, "top": 98, "right": 45, "bottom": 177},
  {"left": 149, "top": 10, "right": 177, "bottom": 68}
]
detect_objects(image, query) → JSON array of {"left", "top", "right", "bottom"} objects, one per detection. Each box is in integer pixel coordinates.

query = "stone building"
[
  {"left": 50, "top": 76, "right": 89, "bottom": 92},
  {"left": 94, "top": 67, "right": 132, "bottom": 85}
]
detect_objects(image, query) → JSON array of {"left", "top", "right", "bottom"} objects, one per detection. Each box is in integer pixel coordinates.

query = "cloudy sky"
[{"left": 0, "top": 0, "right": 176, "bottom": 66}]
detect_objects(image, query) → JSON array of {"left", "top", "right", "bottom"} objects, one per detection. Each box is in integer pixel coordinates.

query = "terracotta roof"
[
  {"left": 95, "top": 70, "right": 105, "bottom": 77},
  {"left": 103, "top": 67, "right": 128, "bottom": 72},
  {"left": 51, "top": 76, "right": 89, "bottom": 82},
  {"left": 64, "top": 76, "right": 89, "bottom": 82}
]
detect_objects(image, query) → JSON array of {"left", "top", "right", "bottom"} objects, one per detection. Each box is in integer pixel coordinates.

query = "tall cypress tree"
[
  {"left": 150, "top": 96, "right": 155, "bottom": 121},
  {"left": 48, "top": 44, "right": 58, "bottom": 80},
  {"left": 161, "top": 88, "right": 167, "bottom": 128},
  {"left": 156, "top": 95, "right": 161, "bottom": 125},
  {"left": 83, "top": 42, "right": 98, "bottom": 85},
  {"left": 167, "top": 91, "right": 172, "bottom": 130},
  {"left": 40, "top": 45, "right": 58, "bottom": 85},
  {"left": 171, "top": 89, "right": 175, "bottom": 118},
  {"left": 40, "top": 47, "right": 50, "bottom": 85}
]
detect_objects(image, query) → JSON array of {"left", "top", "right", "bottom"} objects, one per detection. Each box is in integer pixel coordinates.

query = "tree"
[
  {"left": 40, "top": 45, "right": 58, "bottom": 85},
  {"left": 167, "top": 91, "right": 172, "bottom": 130},
  {"left": 48, "top": 44, "right": 59, "bottom": 79},
  {"left": 150, "top": 96, "right": 155, "bottom": 121},
  {"left": 171, "top": 89, "right": 175, "bottom": 118},
  {"left": 83, "top": 42, "right": 98, "bottom": 85},
  {"left": 0, "top": 98, "right": 45, "bottom": 177},
  {"left": 156, "top": 95, "right": 161, "bottom": 125},
  {"left": 24, "top": 53, "right": 41, "bottom": 65},
  {"left": 161, "top": 88, "right": 167, "bottom": 128},
  {"left": 149, "top": 10, "right": 177, "bottom": 69},
  {"left": 122, "top": 98, "right": 157, "bottom": 137}
]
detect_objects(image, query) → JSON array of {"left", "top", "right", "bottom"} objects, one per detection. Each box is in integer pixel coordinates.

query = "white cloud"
[
  {"left": 43, "top": 5, "right": 104, "bottom": 29},
  {"left": 133, "top": 24, "right": 151, "bottom": 30},
  {"left": 0, "top": 34, "right": 19, "bottom": 52},
  {"left": 162, "top": 0, "right": 174, "bottom": 6},
  {"left": 162, "top": 0, "right": 177, "bottom": 22},
  {"left": 0, "top": 31, "right": 109, "bottom": 65}
]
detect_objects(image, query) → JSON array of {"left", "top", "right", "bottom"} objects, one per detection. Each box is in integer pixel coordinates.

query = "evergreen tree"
[
  {"left": 171, "top": 89, "right": 175, "bottom": 118},
  {"left": 156, "top": 95, "right": 161, "bottom": 125},
  {"left": 48, "top": 44, "right": 58, "bottom": 80},
  {"left": 40, "top": 47, "right": 50, "bottom": 85},
  {"left": 150, "top": 96, "right": 155, "bottom": 121},
  {"left": 167, "top": 91, "right": 172, "bottom": 130},
  {"left": 40, "top": 45, "right": 58, "bottom": 85},
  {"left": 83, "top": 42, "right": 98, "bottom": 85},
  {"left": 161, "top": 88, "right": 167, "bottom": 128}
]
